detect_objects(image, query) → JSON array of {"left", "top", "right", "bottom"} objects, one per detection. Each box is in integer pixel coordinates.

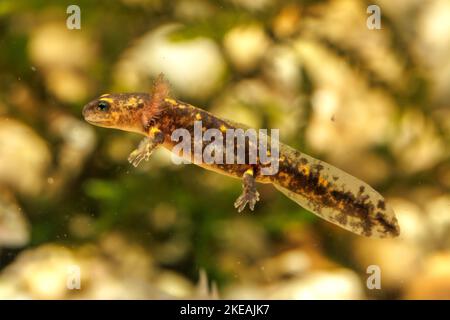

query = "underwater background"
[{"left": 0, "top": 0, "right": 449, "bottom": 299}]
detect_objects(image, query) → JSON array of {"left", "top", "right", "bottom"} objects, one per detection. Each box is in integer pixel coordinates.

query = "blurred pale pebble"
[
  {"left": 209, "top": 81, "right": 264, "bottom": 129},
  {"left": 426, "top": 195, "right": 450, "bottom": 247},
  {"left": 28, "top": 22, "right": 95, "bottom": 102},
  {"left": 404, "top": 252, "right": 450, "bottom": 299},
  {"left": 48, "top": 114, "right": 96, "bottom": 187},
  {"left": 268, "top": 269, "right": 365, "bottom": 299},
  {"left": 75, "top": 251, "right": 160, "bottom": 299},
  {"left": 45, "top": 68, "right": 91, "bottom": 103},
  {"left": 0, "top": 245, "right": 78, "bottom": 299},
  {"left": 0, "top": 242, "right": 182, "bottom": 299},
  {"left": 50, "top": 114, "right": 96, "bottom": 155},
  {"left": 353, "top": 239, "right": 422, "bottom": 292},
  {"left": 408, "top": 186, "right": 446, "bottom": 209},
  {"left": 294, "top": 40, "right": 395, "bottom": 155},
  {"left": 175, "top": 0, "right": 215, "bottom": 20},
  {"left": 114, "top": 24, "right": 226, "bottom": 100},
  {"left": 390, "top": 198, "right": 430, "bottom": 243},
  {"left": 224, "top": 269, "right": 365, "bottom": 300},
  {"left": 79, "top": 247, "right": 172, "bottom": 299},
  {"left": 154, "top": 270, "right": 194, "bottom": 298},
  {"left": 264, "top": 45, "right": 302, "bottom": 93},
  {"left": 353, "top": 198, "right": 428, "bottom": 290},
  {"left": 99, "top": 233, "right": 156, "bottom": 279},
  {"left": 210, "top": 96, "right": 261, "bottom": 128},
  {"left": 28, "top": 23, "right": 94, "bottom": 69},
  {"left": 311, "top": 89, "right": 338, "bottom": 119},
  {"left": 223, "top": 24, "right": 270, "bottom": 72},
  {"left": 307, "top": 86, "right": 394, "bottom": 155},
  {"left": 414, "top": 0, "right": 450, "bottom": 102},
  {"left": 416, "top": 0, "right": 450, "bottom": 62},
  {"left": 271, "top": 97, "right": 306, "bottom": 140},
  {"left": 303, "top": 0, "right": 405, "bottom": 87},
  {"left": 0, "top": 118, "right": 51, "bottom": 196},
  {"left": 231, "top": 79, "right": 274, "bottom": 110},
  {"left": 390, "top": 109, "right": 446, "bottom": 173},
  {"left": 0, "top": 190, "right": 30, "bottom": 248},
  {"left": 259, "top": 249, "right": 312, "bottom": 280},
  {"left": 217, "top": 78, "right": 305, "bottom": 139}
]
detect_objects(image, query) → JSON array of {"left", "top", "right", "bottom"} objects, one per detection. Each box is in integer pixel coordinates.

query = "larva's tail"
[{"left": 273, "top": 145, "right": 400, "bottom": 238}]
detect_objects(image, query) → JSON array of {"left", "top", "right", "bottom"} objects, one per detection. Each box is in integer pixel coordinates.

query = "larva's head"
[{"left": 82, "top": 93, "right": 150, "bottom": 134}]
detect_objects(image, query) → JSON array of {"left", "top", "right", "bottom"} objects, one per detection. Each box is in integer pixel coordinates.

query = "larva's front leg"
[
  {"left": 234, "top": 168, "right": 260, "bottom": 212},
  {"left": 128, "top": 129, "right": 165, "bottom": 167}
]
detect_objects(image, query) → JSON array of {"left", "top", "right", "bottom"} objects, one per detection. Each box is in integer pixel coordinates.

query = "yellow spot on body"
[
  {"left": 99, "top": 97, "right": 114, "bottom": 104},
  {"left": 302, "top": 165, "right": 310, "bottom": 176},
  {"left": 319, "top": 176, "right": 328, "bottom": 187},
  {"left": 100, "top": 94, "right": 110, "bottom": 98},
  {"left": 195, "top": 113, "right": 202, "bottom": 120},
  {"left": 219, "top": 124, "right": 227, "bottom": 132},
  {"left": 164, "top": 98, "right": 177, "bottom": 105},
  {"left": 245, "top": 168, "right": 254, "bottom": 176},
  {"left": 266, "top": 150, "right": 271, "bottom": 157},
  {"left": 127, "top": 97, "right": 137, "bottom": 105},
  {"left": 150, "top": 127, "right": 161, "bottom": 135}
]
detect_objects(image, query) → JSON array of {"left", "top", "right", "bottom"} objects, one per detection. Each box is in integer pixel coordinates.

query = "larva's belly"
[{"left": 162, "top": 141, "right": 272, "bottom": 183}]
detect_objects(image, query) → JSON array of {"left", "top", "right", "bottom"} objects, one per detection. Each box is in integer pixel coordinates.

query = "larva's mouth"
[{"left": 84, "top": 118, "right": 115, "bottom": 128}]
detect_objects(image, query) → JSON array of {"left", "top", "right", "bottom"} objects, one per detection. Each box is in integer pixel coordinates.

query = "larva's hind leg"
[{"left": 234, "top": 168, "right": 260, "bottom": 212}]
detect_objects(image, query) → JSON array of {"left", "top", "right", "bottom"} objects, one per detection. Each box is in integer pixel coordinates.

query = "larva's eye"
[{"left": 97, "top": 100, "right": 110, "bottom": 111}]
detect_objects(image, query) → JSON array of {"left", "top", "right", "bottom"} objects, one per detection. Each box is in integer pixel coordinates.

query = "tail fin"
[{"left": 273, "top": 145, "right": 400, "bottom": 238}]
